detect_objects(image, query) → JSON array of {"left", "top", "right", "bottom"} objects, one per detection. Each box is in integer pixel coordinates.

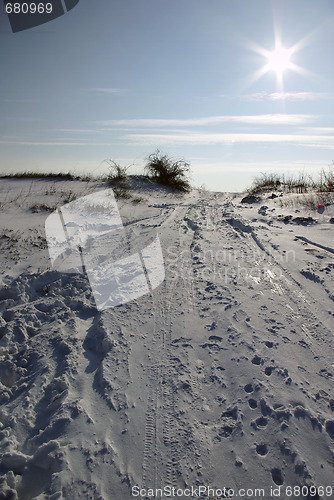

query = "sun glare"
[
  {"left": 266, "top": 44, "right": 293, "bottom": 78},
  {"left": 242, "top": 31, "right": 310, "bottom": 92}
]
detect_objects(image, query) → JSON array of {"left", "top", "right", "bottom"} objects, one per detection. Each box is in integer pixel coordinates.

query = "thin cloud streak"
[
  {"left": 301, "top": 143, "right": 334, "bottom": 150},
  {"left": 97, "top": 114, "right": 314, "bottom": 128},
  {"left": 54, "top": 128, "right": 102, "bottom": 134},
  {"left": 270, "top": 92, "right": 334, "bottom": 101},
  {"left": 300, "top": 127, "right": 334, "bottom": 135},
  {"left": 191, "top": 159, "right": 330, "bottom": 174},
  {"left": 0, "top": 140, "right": 113, "bottom": 146},
  {"left": 89, "top": 88, "right": 128, "bottom": 93},
  {"left": 125, "top": 132, "right": 334, "bottom": 147},
  {"left": 240, "top": 92, "right": 333, "bottom": 101}
]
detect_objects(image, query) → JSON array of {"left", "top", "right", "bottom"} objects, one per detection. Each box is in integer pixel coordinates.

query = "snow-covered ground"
[{"left": 0, "top": 177, "right": 333, "bottom": 500}]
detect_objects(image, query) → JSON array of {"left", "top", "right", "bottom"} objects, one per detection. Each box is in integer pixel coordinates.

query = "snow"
[{"left": 0, "top": 177, "right": 333, "bottom": 499}]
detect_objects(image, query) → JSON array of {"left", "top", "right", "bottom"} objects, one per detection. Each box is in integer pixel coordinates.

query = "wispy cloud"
[
  {"left": 301, "top": 143, "right": 334, "bottom": 150},
  {"left": 300, "top": 127, "right": 334, "bottom": 135},
  {"left": 97, "top": 114, "right": 313, "bottom": 128},
  {"left": 240, "top": 92, "right": 334, "bottom": 102},
  {"left": 89, "top": 88, "right": 127, "bottom": 93},
  {"left": 190, "top": 159, "right": 331, "bottom": 174},
  {"left": 269, "top": 92, "right": 334, "bottom": 101},
  {"left": 54, "top": 128, "right": 102, "bottom": 134},
  {"left": 125, "top": 132, "right": 334, "bottom": 148},
  {"left": 0, "top": 140, "right": 111, "bottom": 146}
]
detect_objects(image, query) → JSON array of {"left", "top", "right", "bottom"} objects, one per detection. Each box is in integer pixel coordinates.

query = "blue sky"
[{"left": 1, "top": 0, "right": 334, "bottom": 191}]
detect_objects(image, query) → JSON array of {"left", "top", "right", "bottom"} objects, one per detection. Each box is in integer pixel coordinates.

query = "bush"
[
  {"left": 104, "top": 160, "right": 129, "bottom": 185},
  {"left": 113, "top": 186, "right": 132, "bottom": 199},
  {"left": 248, "top": 173, "right": 281, "bottom": 194},
  {"left": 318, "top": 165, "right": 334, "bottom": 192},
  {"left": 0, "top": 171, "right": 80, "bottom": 180},
  {"left": 145, "top": 150, "right": 191, "bottom": 192},
  {"left": 247, "top": 169, "right": 334, "bottom": 195}
]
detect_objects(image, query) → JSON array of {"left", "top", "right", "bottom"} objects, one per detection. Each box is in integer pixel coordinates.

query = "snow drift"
[{"left": 0, "top": 177, "right": 333, "bottom": 499}]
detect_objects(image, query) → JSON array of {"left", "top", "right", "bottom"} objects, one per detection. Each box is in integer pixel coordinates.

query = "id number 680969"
[{"left": 5, "top": 3, "right": 53, "bottom": 14}]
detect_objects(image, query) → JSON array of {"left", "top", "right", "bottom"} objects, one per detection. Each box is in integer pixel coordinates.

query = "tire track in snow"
[
  {"left": 141, "top": 200, "right": 210, "bottom": 493},
  {"left": 141, "top": 203, "right": 191, "bottom": 492}
]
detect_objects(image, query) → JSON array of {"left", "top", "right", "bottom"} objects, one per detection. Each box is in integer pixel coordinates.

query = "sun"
[
  {"left": 241, "top": 34, "right": 310, "bottom": 92},
  {"left": 267, "top": 45, "right": 291, "bottom": 75},
  {"left": 266, "top": 43, "right": 293, "bottom": 79}
]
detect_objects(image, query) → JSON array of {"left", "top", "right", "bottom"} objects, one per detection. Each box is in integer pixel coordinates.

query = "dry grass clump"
[
  {"left": 318, "top": 166, "right": 334, "bottom": 192},
  {"left": 0, "top": 171, "right": 85, "bottom": 180},
  {"left": 104, "top": 160, "right": 129, "bottom": 185},
  {"left": 248, "top": 165, "right": 334, "bottom": 195},
  {"left": 1, "top": 149, "right": 193, "bottom": 194},
  {"left": 145, "top": 150, "right": 191, "bottom": 192}
]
